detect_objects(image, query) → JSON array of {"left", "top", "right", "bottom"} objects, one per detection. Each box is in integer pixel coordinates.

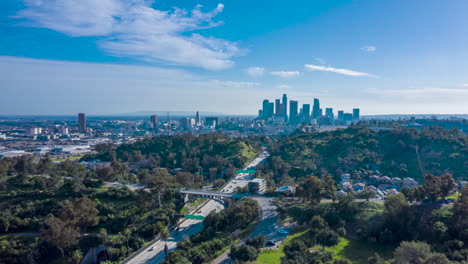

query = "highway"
[
  {"left": 212, "top": 195, "right": 288, "bottom": 264},
  {"left": 125, "top": 148, "right": 269, "bottom": 264}
]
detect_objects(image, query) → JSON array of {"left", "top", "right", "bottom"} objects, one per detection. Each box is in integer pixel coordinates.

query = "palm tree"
[{"left": 160, "top": 227, "right": 170, "bottom": 254}]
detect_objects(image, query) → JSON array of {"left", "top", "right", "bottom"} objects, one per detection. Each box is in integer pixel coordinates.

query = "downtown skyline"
[{"left": 1, "top": 0, "right": 468, "bottom": 115}]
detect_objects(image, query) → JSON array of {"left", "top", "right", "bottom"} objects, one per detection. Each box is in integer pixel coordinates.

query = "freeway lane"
[{"left": 125, "top": 148, "right": 269, "bottom": 264}]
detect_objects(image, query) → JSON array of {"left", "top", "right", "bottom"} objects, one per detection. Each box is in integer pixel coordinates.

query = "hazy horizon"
[{"left": 2, "top": 1, "right": 468, "bottom": 115}]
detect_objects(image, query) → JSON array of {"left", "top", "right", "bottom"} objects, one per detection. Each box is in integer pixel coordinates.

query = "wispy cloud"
[
  {"left": 277, "top": 85, "right": 290, "bottom": 89},
  {"left": 211, "top": 80, "right": 260, "bottom": 88},
  {"left": 459, "top": 83, "right": 468, "bottom": 87},
  {"left": 245, "top": 67, "right": 265, "bottom": 77},
  {"left": 15, "top": 0, "right": 242, "bottom": 70},
  {"left": 270, "top": 71, "right": 300, "bottom": 78},
  {"left": 360, "top": 45, "right": 376, "bottom": 52},
  {"left": 304, "top": 64, "right": 376, "bottom": 77}
]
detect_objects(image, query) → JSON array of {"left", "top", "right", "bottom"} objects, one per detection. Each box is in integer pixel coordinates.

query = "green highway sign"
[
  {"left": 236, "top": 169, "right": 256, "bottom": 173},
  {"left": 185, "top": 215, "right": 204, "bottom": 220}
]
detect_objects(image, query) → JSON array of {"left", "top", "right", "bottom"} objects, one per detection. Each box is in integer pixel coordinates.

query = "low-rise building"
[
  {"left": 403, "top": 177, "right": 418, "bottom": 188},
  {"left": 275, "top": 186, "right": 296, "bottom": 195},
  {"left": 248, "top": 178, "right": 267, "bottom": 193},
  {"left": 353, "top": 183, "right": 365, "bottom": 192}
]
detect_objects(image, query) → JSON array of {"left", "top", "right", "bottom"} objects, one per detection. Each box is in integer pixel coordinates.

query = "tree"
[
  {"left": 322, "top": 174, "right": 337, "bottom": 202},
  {"left": 309, "top": 215, "right": 327, "bottom": 230},
  {"left": 246, "top": 235, "right": 267, "bottom": 249},
  {"left": 229, "top": 245, "right": 259, "bottom": 262},
  {"left": 296, "top": 176, "right": 323, "bottom": 204},
  {"left": 358, "top": 190, "right": 376, "bottom": 201},
  {"left": 452, "top": 186, "right": 468, "bottom": 242},
  {"left": 71, "top": 249, "right": 83, "bottom": 264},
  {"left": 423, "top": 174, "right": 455, "bottom": 202},
  {"left": 424, "top": 253, "right": 453, "bottom": 264},
  {"left": 60, "top": 197, "right": 99, "bottom": 236},
  {"left": 316, "top": 229, "right": 340, "bottom": 250},
  {"left": 368, "top": 253, "right": 385, "bottom": 264},
  {"left": 393, "top": 241, "right": 431, "bottom": 264},
  {"left": 333, "top": 259, "right": 351, "bottom": 264},
  {"left": 160, "top": 226, "right": 169, "bottom": 248},
  {"left": 147, "top": 169, "right": 174, "bottom": 207},
  {"left": 40, "top": 215, "right": 79, "bottom": 257},
  {"left": 98, "top": 228, "right": 108, "bottom": 245}
]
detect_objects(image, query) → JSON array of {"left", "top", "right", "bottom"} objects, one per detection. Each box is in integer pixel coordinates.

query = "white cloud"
[
  {"left": 459, "top": 83, "right": 468, "bottom": 87},
  {"left": 277, "top": 85, "right": 290, "bottom": 89},
  {"left": 245, "top": 67, "right": 265, "bottom": 77},
  {"left": 360, "top": 46, "right": 376, "bottom": 52},
  {"left": 304, "top": 64, "right": 376, "bottom": 77},
  {"left": 211, "top": 80, "right": 260, "bottom": 88},
  {"left": 15, "top": 0, "right": 242, "bottom": 70},
  {"left": 270, "top": 71, "right": 300, "bottom": 78}
]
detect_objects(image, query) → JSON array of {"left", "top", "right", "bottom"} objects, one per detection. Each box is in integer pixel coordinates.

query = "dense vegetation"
[
  {"left": 163, "top": 198, "right": 260, "bottom": 264},
  {"left": 258, "top": 125, "right": 467, "bottom": 185},
  {"left": 84, "top": 133, "right": 261, "bottom": 175},
  {"left": 0, "top": 133, "right": 261, "bottom": 263},
  {"left": 273, "top": 184, "right": 468, "bottom": 264}
]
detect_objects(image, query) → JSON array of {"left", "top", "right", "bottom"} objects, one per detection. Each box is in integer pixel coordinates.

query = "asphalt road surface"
[
  {"left": 212, "top": 195, "right": 288, "bottom": 264},
  {"left": 125, "top": 149, "right": 269, "bottom": 264}
]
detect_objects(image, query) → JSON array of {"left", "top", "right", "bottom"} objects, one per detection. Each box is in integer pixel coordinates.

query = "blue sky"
[{"left": 1, "top": 0, "right": 468, "bottom": 115}]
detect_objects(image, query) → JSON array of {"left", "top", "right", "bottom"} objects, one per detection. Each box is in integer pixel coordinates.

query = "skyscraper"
[
  {"left": 282, "top": 94, "right": 288, "bottom": 116},
  {"left": 302, "top": 104, "right": 311, "bottom": 123},
  {"left": 262, "top": 100, "right": 274, "bottom": 119},
  {"left": 268, "top": 102, "right": 274, "bottom": 118},
  {"left": 275, "top": 99, "right": 281, "bottom": 116},
  {"left": 337, "top": 110, "right": 344, "bottom": 121},
  {"left": 312, "top": 98, "right": 321, "bottom": 119},
  {"left": 195, "top": 111, "right": 201, "bottom": 125},
  {"left": 289, "top": 100, "right": 298, "bottom": 123},
  {"left": 353, "top": 108, "right": 360, "bottom": 120},
  {"left": 78, "top": 113, "right": 86, "bottom": 133},
  {"left": 150, "top": 115, "right": 158, "bottom": 129},
  {"left": 325, "top": 108, "right": 334, "bottom": 121}
]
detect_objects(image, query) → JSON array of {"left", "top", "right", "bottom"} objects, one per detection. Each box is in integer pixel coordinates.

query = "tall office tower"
[
  {"left": 337, "top": 110, "right": 344, "bottom": 121},
  {"left": 195, "top": 111, "right": 201, "bottom": 125},
  {"left": 78, "top": 113, "right": 86, "bottom": 132},
  {"left": 275, "top": 99, "right": 281, "bottom": 116},
  {"left": 258, "top": 109, "right": 263, "bottom": 118},
  {"left": 302, "top": 104, "right": 311, "bottom": 122},
  {"left": 312, "top": 98, "right": 321, "bottom": 119},
  {"left": 150, "top": 115, "right": 158, "bottom": 129},
  {"left": 262, "top": 100, "right": 270, "bottom": 119},
  {"left": 262, "top": 100, "right": 275, "bottom": 119},
  {"left": 353, "top": 108, "right": 360, "bottom": 120},
  {"left": 325, "top": 108, "right": 334, "bottom": 121},
  {"left": 289, "top": 100, "right": 299, "bottom": 123},
  {"left": 282, "top": 94, "right": 288, "bottom": 116},
  {"left": 268, "top": 102, "right": 274, "bottom": 118}
]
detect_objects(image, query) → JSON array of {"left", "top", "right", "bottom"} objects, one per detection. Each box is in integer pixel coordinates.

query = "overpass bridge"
[{"left": 180, "top": 190, "right": 248, "bottom": 207}]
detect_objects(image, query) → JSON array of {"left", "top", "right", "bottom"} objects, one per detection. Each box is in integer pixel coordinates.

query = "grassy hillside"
[{"left": 264, "top": 126, "right": 468, "bottom": 182}]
